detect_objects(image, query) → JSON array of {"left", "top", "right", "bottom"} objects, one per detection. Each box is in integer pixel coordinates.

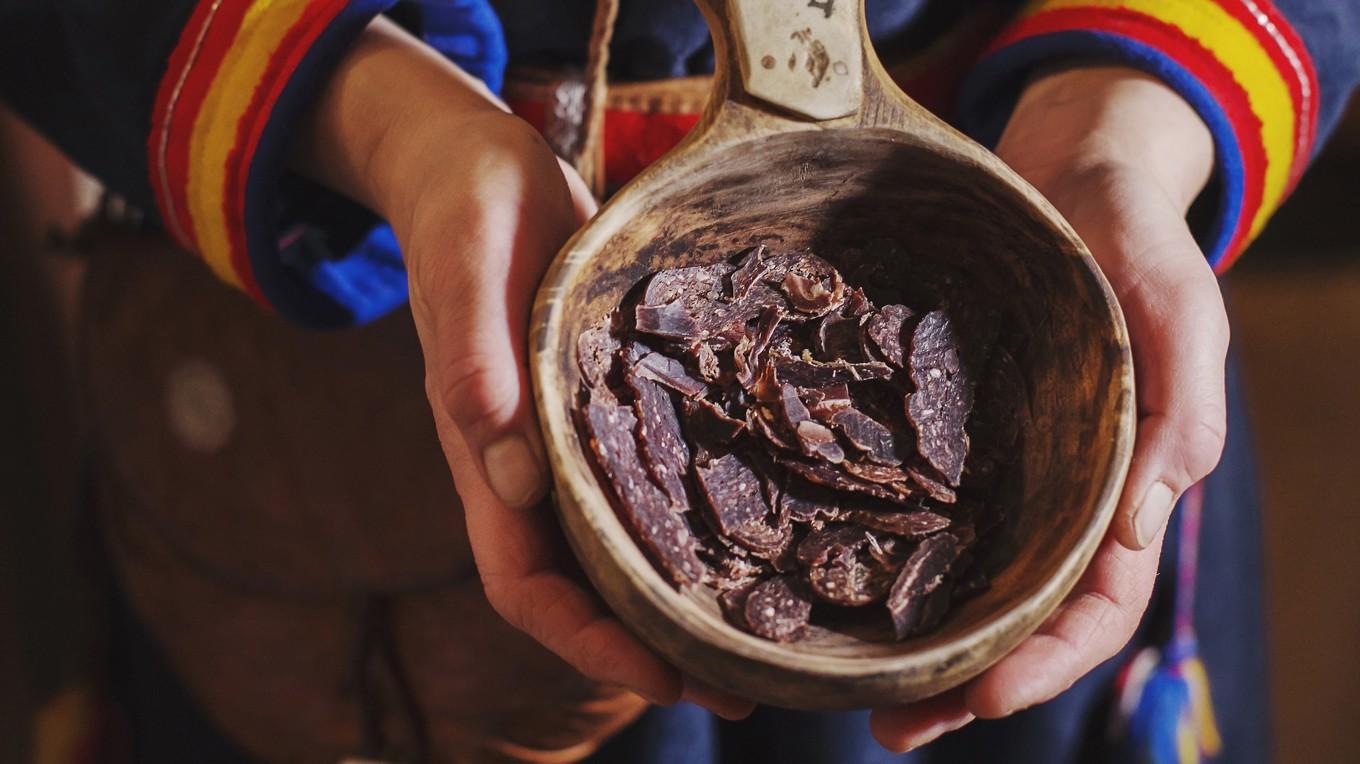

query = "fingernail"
[
  {"left": 896, "top": 713, "right": 976, "bottom": 753},
  {"left": 914, "top": 713, "right": 976, "bottom": 750},
  {"left": 482, "top": 435, "right": 546, "bottom": 508},
  {"left": 1134, "top": 481, "right": 1175, "bottom": 548}
]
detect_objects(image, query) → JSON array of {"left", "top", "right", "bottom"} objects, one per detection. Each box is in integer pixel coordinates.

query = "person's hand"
[
  {"left": 294, "top": 19, "right": 754, "bottom": 720},
  {"left": 870, "top": 67, "right": 1229, "bottom": 751}
]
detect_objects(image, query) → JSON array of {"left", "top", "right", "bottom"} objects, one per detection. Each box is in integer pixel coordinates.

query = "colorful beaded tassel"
[{"left": 1112, "top": 483, "right": 1223, "bottom": 764}]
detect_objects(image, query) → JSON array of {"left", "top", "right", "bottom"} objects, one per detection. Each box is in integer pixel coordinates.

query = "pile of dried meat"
[{"left": 576, "top": 245, "right": 1017, "bottom": 643}]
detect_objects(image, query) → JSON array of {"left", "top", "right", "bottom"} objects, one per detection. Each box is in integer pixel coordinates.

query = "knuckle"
[
  {"left": 479, "top": 573, "right": 521, "bottom": 625},
  {"left": 1181, "top": 414, "right": 1227, "bottom": 481},
  {"left": 433, "top": 351, "right": 519, "bottom": 438}
]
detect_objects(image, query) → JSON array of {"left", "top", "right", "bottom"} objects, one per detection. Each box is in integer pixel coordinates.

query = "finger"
[
  {"left": 869, "top": 688, "right": 974, "bottom": 753},
  {"left": 964, "top": 526, "right": 1164, "bottom": 718},
  {"left": 433, "top": 405, "right": 684, "bottom": 704},
  {"left": 410, "top": 124, "right": 580, "bottom": 510},
  {"left": 557, "top": 156, "right": 600, "bottom": 223},
  {"left": 1061, "top": 180, "right": 1229, "bottom": 550},
  {"left": 680, "top": 676, "right": 757, "bottom": 720}
]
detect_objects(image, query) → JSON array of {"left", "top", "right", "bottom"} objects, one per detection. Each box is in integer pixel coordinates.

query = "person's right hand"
[
  {"left": 870, "top": 67, "right": 1229, "bottom": 752},
  {"left": 294, "top": 17, "right": 755, "bottom": 720}
]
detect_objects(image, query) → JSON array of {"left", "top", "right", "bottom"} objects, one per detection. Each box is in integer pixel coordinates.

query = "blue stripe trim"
[
  {"left": 243, "top": 0, "right": 397, "bottom": 328},
  {"left": 244, "top": 0, "right": 509, "bottom": 327},
  {"left": 417, "top": 0, "right": 509, "bottom": 94},
  {"left": 957, "top": 30, "right": 1244, "bottom": 268}
]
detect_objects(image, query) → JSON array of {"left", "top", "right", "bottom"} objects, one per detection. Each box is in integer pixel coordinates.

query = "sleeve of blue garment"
[
  {"left": 0, "top": 1, "right": 508, "bottom": 327},
  {"left": 955, "top": 0, "right": 1360, "bottom": 271}
]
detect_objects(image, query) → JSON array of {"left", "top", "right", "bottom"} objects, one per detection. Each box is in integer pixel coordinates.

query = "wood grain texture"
[{"left": 531, "top": 0, "right": 1134, "bottom": 708}]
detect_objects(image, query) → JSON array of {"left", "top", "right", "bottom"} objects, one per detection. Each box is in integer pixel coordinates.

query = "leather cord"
[{"left": 575, "top": 0, "right": 620, "bottom": 197}]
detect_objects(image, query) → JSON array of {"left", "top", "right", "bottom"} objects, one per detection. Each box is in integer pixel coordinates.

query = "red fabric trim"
[
  {"left": 147, "top": 0, "right": 216, "bottom": 244},
  {"left": 507, "top": 100, "right": 700, "bottom": 189},
  {"left": 222, "top": 0, "right": 351, "bottom": 302},
  {"left": 1209, "top": 0, "right": 1318, "bottom": 187},
  {"left": 990, "top": 7, "right": 1267, "bottom": 262},
  {"left": 148, "top": 0, "right": 252, "bottom": 251},
  {"left": 601, "top": 111, "right": 701, "bottom": 187}
]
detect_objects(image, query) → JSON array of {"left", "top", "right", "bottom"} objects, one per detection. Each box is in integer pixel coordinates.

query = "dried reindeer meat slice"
[
  {"left": 718, "top": 581, "right": 758, "bottom": 631},
  {"left": 803, "top": 384, "right": 853, "bottom": 421},
  {"left": 781, "top": 270, "right": 845, "bottom": 316},
  {"left": 827, "top": 407, "right": 900, "bottom": 465},
  {"left": 634, "top": 300, "right": 701, "bottom": 340},
  {"left": 734, "top": 305, "right": 784, "bottom": 388},
  {"left": 779, "top": 476, "right": 841, "bottom": 524},
  {"left": 682, "top": 398, "right": 746, "bottom": 443},
  {"left": 634, "top": 352, "right": 709, "bottom": 398},
  {"left": 795, "top": 525, "right": 907, "bottom": 605},
  {"left": 887, "top": 532, "right": 960, "bottom": 639},
  {"left": 695, "top": 453, "right": 790, "bottom": 557},
  {"left": 906, "top": 311, "right": 975, "bottom": 486},
  {"left": 842, "top": 460, "right": 911, "bottom": 486},
  {"left": 695, "top": 453, "right": 767, "bottom": 532},
  {"left": 795, "top": 420, "right": 846, "bottom": 463},
  {"left": 641, "top": 262, "right": 731, "bottom": 307},
  {"left": 808, "top": 546, "right": 897, "bottom": 606},
  {"left": 771, "top": 350, "right": 892, "bottom": 387},
  {"left": 743, "top": 576, "right": 814, "bottom": 642},
  {"left": 779, "top": 384, "right": 845, "bottom": 463},
  {"left": 783, "top": 458, "right": 911, "bottom": 504},
  {"left": 843, "top": 286, "right": 874, "bottom": 317},
  {"left": 906, "top": 465, "right": 957, "bottom": 504},
  {"left": 625, "top": 371, "right": 691, "bottom": 504},
  {"left": 728, "top": 245, "right": 771, "bottom": 300},
  {"left": 846, "top": 509, "right": 951, "bottom": 538},
  {"left": 735, "top": 520, "right": 796, "bottom": 562},
  {"left": 814, "top": 313, "right": 867, "bottom": 361},
  {"left": 577, "top": 320, "right": 620, "bottom": 391},
  {"left": 692, "top": 342, "right": 722, "bottom": 383},
  {"left": 863, "top": 304, "right": 913, "bottom": 367},
  {"left": 748, "top": 406, "right": 798, "bottom": 452},
  {"left": 583, "top": 397, "right": 702, "bottom": 586},
  {"left": 636, "top": 263, "right": 771, "bottom": 344},
  {"left": 797, "top": 524, "right": 871, "bottom": 566}
]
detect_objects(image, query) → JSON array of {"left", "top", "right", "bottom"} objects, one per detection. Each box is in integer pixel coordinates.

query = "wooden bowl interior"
[{"left": 542, "top": 128, "right": 1127, "bottom": 667}]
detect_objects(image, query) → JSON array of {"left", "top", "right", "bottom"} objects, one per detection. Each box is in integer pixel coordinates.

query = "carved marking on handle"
[
  {"left": 729, "top": 0, "right": 862, "bottom": 121},
  {"left": 807, "top": 0, "right": 835, "bottom": 19}
]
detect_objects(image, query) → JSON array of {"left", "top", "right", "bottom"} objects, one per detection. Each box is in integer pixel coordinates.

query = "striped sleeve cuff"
[
  {"left": 147, "top": 0, "right": 508, "bottom": 328},
  {"left": 958, "top": 0, "right": 1319, "bottom": 272}
]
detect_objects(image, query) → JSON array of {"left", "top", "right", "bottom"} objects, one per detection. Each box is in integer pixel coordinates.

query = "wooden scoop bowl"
[{"left": 530, "top": 0, "right": 1134, "bottom": 709}]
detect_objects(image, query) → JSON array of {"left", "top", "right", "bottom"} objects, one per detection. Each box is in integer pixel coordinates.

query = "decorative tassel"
[{"left": 1110, "top": 484, "right": 1222, "bottom": 763}]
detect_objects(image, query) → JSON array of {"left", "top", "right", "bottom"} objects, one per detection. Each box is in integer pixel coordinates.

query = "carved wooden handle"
[{"left": 697, "top": 0, "right": 866, "bottom": 121}]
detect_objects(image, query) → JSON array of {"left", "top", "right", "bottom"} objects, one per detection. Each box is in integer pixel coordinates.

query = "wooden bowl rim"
[{"left": 531, "top": 125, "right": 1134, "bottom": 696}]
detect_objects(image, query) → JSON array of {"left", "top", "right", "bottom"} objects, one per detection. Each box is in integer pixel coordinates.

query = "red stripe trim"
[
  {"left": 148, "top": 0, "right": 217, "bottom": 243},
  {"left": 222, "top": 0, "right": 351, "bottom": 302},
  {"left": 1210, "top": 0, "right": 1317, "bottom": 188},
  {"left": 992, "top": 7, "right": 1268, "bottom": 261},
  {"left": 148, "top": 0, "right": 252, "bottom": 251}
]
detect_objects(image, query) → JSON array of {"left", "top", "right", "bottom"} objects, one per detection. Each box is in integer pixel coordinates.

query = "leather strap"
[{"left": 575, "top": 0, "right": 620, "bottom": 196}]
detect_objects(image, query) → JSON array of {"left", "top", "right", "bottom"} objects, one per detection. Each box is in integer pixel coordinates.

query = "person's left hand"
[{"left": 870, "top": 67, "right": 1228, "bottom": 752}]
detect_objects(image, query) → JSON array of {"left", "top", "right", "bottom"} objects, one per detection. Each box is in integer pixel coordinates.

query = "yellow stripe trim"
[
  {"left": 184, "top": 0, "right": 315, "bottom": 289},
  {"left": 1025, "top": 0, "right": 1296, "bottom": 239}
]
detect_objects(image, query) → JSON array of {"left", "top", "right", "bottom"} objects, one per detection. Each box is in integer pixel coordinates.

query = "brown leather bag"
[{"left": 81, "top": 227, "right": 644, "bottom": 763}]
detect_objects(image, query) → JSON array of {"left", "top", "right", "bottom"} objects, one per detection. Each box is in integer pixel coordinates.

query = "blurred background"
[{"left": 2, "top": 97, "right": 1358, "bottom": 761}]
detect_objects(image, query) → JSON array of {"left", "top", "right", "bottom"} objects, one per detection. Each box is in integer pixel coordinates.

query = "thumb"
[
  {"left": 407, "top": 131, "right": 583, "bottom": 509},
  {"left": 1063, "top": 177, "right": 1229, "bottom": 550}
]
